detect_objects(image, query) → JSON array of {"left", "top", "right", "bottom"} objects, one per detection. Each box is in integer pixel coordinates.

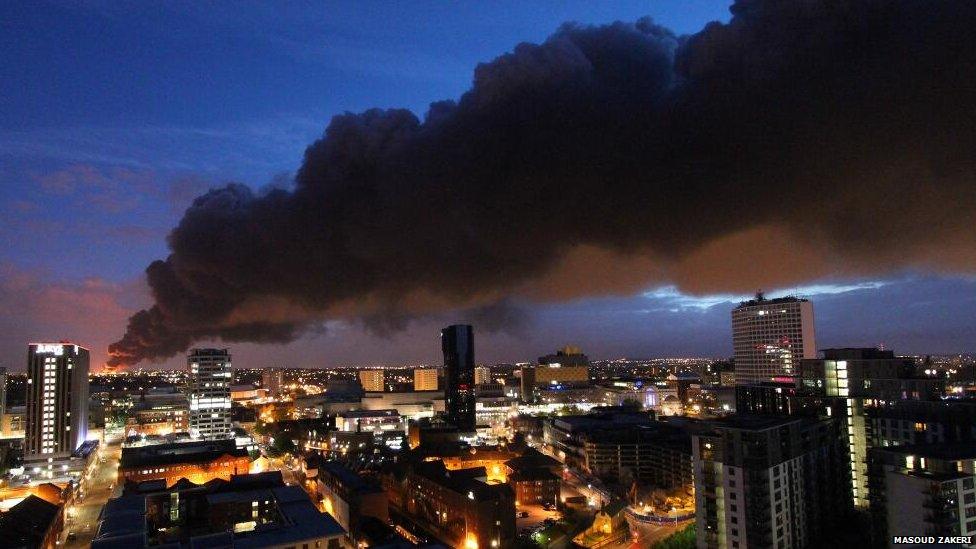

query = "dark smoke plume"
[{"left": 109, "top": 0, "right": 976, "bottom": 366}]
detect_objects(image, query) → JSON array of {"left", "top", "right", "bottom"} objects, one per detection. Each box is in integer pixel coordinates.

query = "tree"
[
  {"left": 652, "top": 523, "right": 695, "bottom": 549},
  {"left": 621, "top": 397, "right": 643, "bottom": 409},
  {"left": 269, "top": 436, "right": 296, "bottom": 457}
]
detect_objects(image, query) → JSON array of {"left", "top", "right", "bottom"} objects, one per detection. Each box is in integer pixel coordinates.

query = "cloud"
[
  {"left": 0, "top": 264, "right": 145, "bottom": 371},
  {"left": 110, "top": 1, "right": 976, "bottom": 366}
]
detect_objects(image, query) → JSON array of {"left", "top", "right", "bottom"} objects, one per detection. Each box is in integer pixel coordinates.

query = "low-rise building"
[
  {"left": 92, "top": 471, "right": 348, "bottom": 548},
  {"left": 383, "top": 459, "right": 516, "bottom": 549},
  {"left": 118, "top": 439, "right": 250, "bottom": 487},
  {"left": 336, "top": 409, "right": 403, "bottom": 433},
  {"left": 0, "top": 495, "right": 63, "bottom": 549},
  {"left": 509, "top": 467, "right": 560, "bottom": 507}
]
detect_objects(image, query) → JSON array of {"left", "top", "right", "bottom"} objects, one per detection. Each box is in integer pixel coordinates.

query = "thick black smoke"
[{"left": 109, "top": 0, "right": 976, "bottom": 366}]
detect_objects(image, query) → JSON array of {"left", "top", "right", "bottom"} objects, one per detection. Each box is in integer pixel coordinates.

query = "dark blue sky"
[{"left": 1, "top": 1, "right": 973, "bottom": 370}]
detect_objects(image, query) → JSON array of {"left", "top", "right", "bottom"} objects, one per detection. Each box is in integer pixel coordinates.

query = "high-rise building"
[
  {"left": 359, "top": 369, "right": 385, "bottom": 392},
  {"left": 413, "top": 368, "right": 439, "bottom": 391},
  {"left": 799, "top": 347, "right": 939, "bottom": 507},
  {"left": 520, "top": 346, "right": 591, "bottom": 402},
  {"left": 262, "top": 367, "right": 284, "bottom": 397},
  {"left": 0, "top": 366, "right": 7, "bottom": 414},
  {"left": 693, "top": 415, "right": 851, "bottom": 549},
  {"left": 868, "top": 444, "right": 976, "bottom": 543},
  {"left": 25, "top": 343, "right": 90, "bottom": 469},
  {"left": 731, "top": 294, "right": 815, "bottom": 384},
  {"left": 474, "top": 366, "right": 491, "bottom": 386},
  {"left": 187, "top": 348, "right": 232, "bottom": 440},
  {"left": 442, "top": 324, "right": 476, "bottom": 432}
]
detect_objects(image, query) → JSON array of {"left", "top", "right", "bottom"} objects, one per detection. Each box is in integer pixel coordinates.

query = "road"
[{"left": 64, "top": 442, "right": 121, "bottom": 548}]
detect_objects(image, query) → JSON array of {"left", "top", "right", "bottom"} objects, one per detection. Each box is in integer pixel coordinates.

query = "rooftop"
[
  {"left": 708, "top": 414, "right": 805, "bottom": 431},
  {"left": 0, "top": 495, "right": 62, "bottom": 547},
  {"left": 93, "top": 472, "right": 345, "bottom": 549},
  {"left": 120, "top": 439, "right": 248, "bottom": 469},
  {"left": 735, "top": 294, "right": 807, "bottom": 309}
]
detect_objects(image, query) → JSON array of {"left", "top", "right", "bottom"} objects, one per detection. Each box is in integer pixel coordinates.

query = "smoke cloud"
[{"left": 109, "top": 0, "right": 976, "bottom": 366}]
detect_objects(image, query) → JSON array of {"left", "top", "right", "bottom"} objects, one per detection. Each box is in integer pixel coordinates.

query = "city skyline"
[{"left": 1, "top": 1, "right": 975, "bottom": 373}]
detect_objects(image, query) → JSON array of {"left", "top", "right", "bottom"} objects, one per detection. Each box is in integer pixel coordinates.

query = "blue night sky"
[{"left": 1, "top": 1, "right": 974, "bottom": 370}]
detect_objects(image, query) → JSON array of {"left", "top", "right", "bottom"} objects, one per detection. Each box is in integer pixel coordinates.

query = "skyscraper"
[
  {"left": 731, "top": 294, "right": 815, "bottom": 384},
  {"left": 442, "top": 324, "right": 476, "bottom": 432},
  {"left": 25, "top": 343, "right": 89, "bottom": 470},
  {"left": 187, "top": 348, "right": 232, "bottom": 440}
]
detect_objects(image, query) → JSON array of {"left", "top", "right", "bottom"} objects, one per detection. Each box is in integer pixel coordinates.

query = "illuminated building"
[
  {"left": 867, "top": 444, "right": 976, "bottom": 543},
  {"left": 118, "top": 439, "right": 250, "bottom": 487},
  {"left": 359, "top": 369, "right": 385, "bottom": 392},
  {"left": 126, "top": 391, "right": 188, "bottom": 437},
  {"left": 508, "top": 468, "right": 559, "bottom": 506},
  {"left": 731, "top": 294, "right": 815, "bottom": 384},
  {"left": 383, "top": 458, "right": 515, "bottom": 549},
  {"left": 335, "top": 409, "right": 402, "bottom": 433},
  {"left": 544, "top": 410, "right": 692, "bottom": 488},
  {"left": 0, "top": 495, "right": 63, "bottom": 548},
  {"left": 442, "top": 324, "right": 476, "bottom": 432},
  {"left": 92, "top": 471, "right": 347, "bottom": 548},
  {"left": 693, "top": 416, "right": 851, "bottom": 549},
  {"left": 187, "top": 348, "right": 232, "bottom": 440},
  {"left": 474, "top": 366, "right": 491, "bottom": 386},
  {"left": 798, "top": 347, "right": 940, "bottom": 508},
  {"left": 230, "top": 383, "right": 267, "bottom": 403},
  {"left": 0, "top": 367, "right": 6, "bottom": 415},
  {"left": 316, "top": 461, "right": 388, "bottom": 540},
  {"left": 520, "top": 346, "right": 591, "bottom": 402},
  {"left": 0, "top": 406, "right": 25, "bottom": 439},
  {"left": 25, "top": 342, "right": 90, "bottom": 474},
  {"left": 414, "top": 367, "right": 439, "bottom": 391},
  {"left": 261, "top": 367, "right": 285, "bottom": 397}
]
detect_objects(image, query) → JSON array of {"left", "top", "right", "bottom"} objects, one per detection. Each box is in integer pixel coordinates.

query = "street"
[{"left": 64, "top": 442, "right": 121, "bottom": 549}]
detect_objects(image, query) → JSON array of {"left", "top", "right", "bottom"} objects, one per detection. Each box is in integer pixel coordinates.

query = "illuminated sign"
[{"left": 33, "top": 344, "right": 64, "bottom": 356}]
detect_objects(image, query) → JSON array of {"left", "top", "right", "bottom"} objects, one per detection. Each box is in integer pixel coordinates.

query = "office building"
[
  {"left": 868, "top": 444, "right": 976, "bottom": 544},
  {"left": 359, "top": 369, "right": 385, "bottom": 392},
  {"left": 413, "top": 367, "right": 439, "bottom": 391},
  {"left": 187, "top": 348, "right": 232, "bottom": 440},
  {"left": 474, "top": 365, "right": 492, "bottom": 386},
  {"left": 261, "top": 367, "right": 285, "bottom": 397},
  {"left": 731, "top": 294, "right": 815, "bottom": 384},
  {"left": 25, "top": 343, "right": 90, "bottom": 471},
  {"left": 442, "top": 324, "right": 476, "bottom": 431},
  {"left": 693, "top": 415, "right": 851, "bottom": 549},
  {"left": 92, "top": 471, "right": 347, "bottom": 549},
  {"left": 520, "top": 346, "right": 591, "bottom": 402}
]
